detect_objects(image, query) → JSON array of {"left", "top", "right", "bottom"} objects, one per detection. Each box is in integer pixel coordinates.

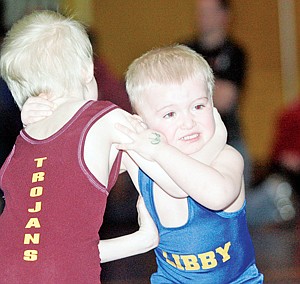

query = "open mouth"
[{"left": 180, "top": 133, "right": 199, "bottom": 141}]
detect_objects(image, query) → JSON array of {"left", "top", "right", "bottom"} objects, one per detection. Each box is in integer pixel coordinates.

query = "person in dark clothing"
[
  {"left": 0, "top": 1, "right": 22, "bottom": 213},
  {"left": 0, "top": 79, "right": 22, "bottom": 166},
  {"left": 185, "top": 0, "right": 252, "bottom": 188}
]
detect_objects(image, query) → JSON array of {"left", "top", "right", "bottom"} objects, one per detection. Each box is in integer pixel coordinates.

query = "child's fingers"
[
  {"left": 21, "top": 114, "right": 49, "bottom": 125},
  {"left": 26, "top": 103, "right": 54, "bottom": 111},
  {"left": 21, "top": 109, "right": 53, "bottom": 126},
  {"left": 130, "top": 120, "right": 147, "bottom": 133},
  {"left": 26, "top": 96, "right": 56, "bottom": 109},
  {"left": 114, "top": 123, "right": 137, "bottom": 151},
  {"left": 138, "top": 121, "right": 147, "bottom": 130},
  {"left": 131, "top": 114, "right": 146, "bottom": 126},
  {"left": 115, "top": 121, "right": 147, "bottom": 140},
  {"left": 128, "top": 115, "right": 148, "bottom": 131},
  {"left": 27, "top": 110, "right": 53, "bottom": 117},
  {"left": 38, "top": 93, "right": 49, "bottom": 99},
  {"left": 115, "top": 122, "right": 134, "bottom": 136},
  {"left": 27, "top": 116, "right": 49, "bottom": 124}
]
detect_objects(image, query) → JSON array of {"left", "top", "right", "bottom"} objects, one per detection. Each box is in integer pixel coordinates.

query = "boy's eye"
[
  {"left": 194, "top": 104, "right": 204, "bottom": 110},
  {"left": 163, "top": 112, "right": 176, "bottom": 119}
]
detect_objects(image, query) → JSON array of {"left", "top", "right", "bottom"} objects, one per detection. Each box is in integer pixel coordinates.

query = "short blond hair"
[
  {"left": 125, "top": 44, "right": 214, "bottom": 112},
  {"left": 0, "top": 10, "right": 93, "bottom": 109}
]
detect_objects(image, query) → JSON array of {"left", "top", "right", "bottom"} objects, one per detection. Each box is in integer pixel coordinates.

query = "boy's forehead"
[
  {"left": 147, "top": 78, "right": 208, "bottom": 96},
  {"left": 143, "top": 81, "right": 209, "bottom": 108}
]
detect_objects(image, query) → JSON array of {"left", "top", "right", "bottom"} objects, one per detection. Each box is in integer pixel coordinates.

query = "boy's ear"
[
  {"left": 83, "top": 62, "right": 94, "bottom": 84},
  {"left": 210, "top": 95, "right": 214, "bottom": 107}
]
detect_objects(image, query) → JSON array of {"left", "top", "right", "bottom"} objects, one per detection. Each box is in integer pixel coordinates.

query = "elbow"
[
  {"left": 140, "top": 229, "right": 159, "bottom": 252},
  {"left": 203, "top": 183, "right": 237, "bottom": 211},
  {"left": 153, "top": 234, "right": 160, "bottom": 249},
  {"left": 145, "top": 233, "right": 159, "bottom": 251},
  {"left": 212, "top": 184, "right": 243, "bottom": 211},
  {"left": 207, "top": 199, "right": 228, "bottom": 211}
]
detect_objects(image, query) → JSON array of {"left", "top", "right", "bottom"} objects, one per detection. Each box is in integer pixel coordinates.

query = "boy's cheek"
[{"left": 154, "top": 124, "right": 169, "bottom": 135}]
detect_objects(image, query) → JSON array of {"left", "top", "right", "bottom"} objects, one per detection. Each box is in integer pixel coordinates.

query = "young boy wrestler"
[
  {"left": 0, "top": 10, "right": 160, "bottom": 284},
  {"left": 115, "top": 45, "right": 264, "bottom": 283}
]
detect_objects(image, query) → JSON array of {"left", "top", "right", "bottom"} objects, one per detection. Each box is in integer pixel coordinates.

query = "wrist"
[{"left": 151, "top": 142, "right": 169, "bottom": 162}]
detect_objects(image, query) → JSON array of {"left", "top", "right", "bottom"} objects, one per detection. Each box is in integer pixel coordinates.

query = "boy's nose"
[{"left": 181, "top": 114, "right": 196, "bottom": 129}]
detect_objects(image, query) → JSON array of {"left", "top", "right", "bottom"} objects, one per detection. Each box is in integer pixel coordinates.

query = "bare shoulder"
[
  {"left": 106, "top": 107, "right": 131, "bottom": 120},
  {"left": 212, "top": 144, "right": 244, "bottom": 172},
  {"left": 222, "top": 144, "right": 244, "bottom": 160},
  {"left": 87, "top": 108, "right": 130, "bottom": 140},
  {"left": 83, "top": 108, "right": 130, "bottom": 184}
]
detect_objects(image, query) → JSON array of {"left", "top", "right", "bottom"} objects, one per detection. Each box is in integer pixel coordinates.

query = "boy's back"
[
  {"left": 0, "top": 100, "right": 122, "bottom": 283},
  {"left": 0, "top": 10, "right": 160, "bottom": 283}
]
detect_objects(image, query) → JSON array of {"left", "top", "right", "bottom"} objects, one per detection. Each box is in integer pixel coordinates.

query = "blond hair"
[
  {"left": 125, "top": 44, "right": 214, "bottom": 112},
  {"left": 0, "top": 10, "right": 93, "bottom": 109}
]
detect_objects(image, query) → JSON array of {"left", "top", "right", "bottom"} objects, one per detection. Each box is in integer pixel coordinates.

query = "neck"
[
  {"left": 50, "top": 96, "right": 86, "bottom": 109},
  {"left": 25, "top": 98, "right": 88, "bottom": 140}
]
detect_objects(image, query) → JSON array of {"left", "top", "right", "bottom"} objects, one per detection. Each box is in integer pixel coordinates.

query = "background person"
[{"left": 185, "top": 0, "right": 252, "bottom": 188}]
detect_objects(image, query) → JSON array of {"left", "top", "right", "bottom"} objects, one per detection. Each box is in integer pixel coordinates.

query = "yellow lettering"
[
  {"left": 172, "top": 254, "right": 184, "bottom": 270},
  {"left": 24, "top": 233, "right": 40, "bottom": 244},
  {"left": 30, "top": 186, "right": 43, "bottom": 197},
  {"left": 23, "top": 250, "right": 38, "bottom": 261},
  {"left": 181, "top": 255, "right": 200, "bottom": 270},
  {"left": 215, "top": 242, "right": 231, "bottom": 263},
  {"left": 32, "top": 172, "right": 45, "bottom": 183},
  {"left": 34, "top": 157, "right": 47, "bottom": 168},
  {"left": 198, "top": 251, "right": 217, "bottom": 269},
  {"left": 163, "top": 251, "right": 177, "bottom": 268},
  {"left": 25, "top": 218, "right": 41, "bottom": 228},
  {"left": 163, "top": 242, "right": 232, "bottom": 271},
  {"left": 28, "top": 202, "right": 42, "bottom": 213}
]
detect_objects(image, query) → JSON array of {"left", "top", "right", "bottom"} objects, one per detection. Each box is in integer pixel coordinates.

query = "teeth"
[{"left": 181, "top": 134, "right": 198, "bottom": 141}]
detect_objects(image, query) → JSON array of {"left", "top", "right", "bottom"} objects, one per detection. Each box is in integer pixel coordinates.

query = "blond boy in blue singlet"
[{"left": 114, "top": 45, "right": 263, "bottom": 283}]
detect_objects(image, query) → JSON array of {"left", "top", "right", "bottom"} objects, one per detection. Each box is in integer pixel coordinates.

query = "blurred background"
[
  {"left": 58, "top": 0, "right": 299, "bottom": 168},
  {"left": 1, "top": 0, "right": 300, "bottom": 283}
]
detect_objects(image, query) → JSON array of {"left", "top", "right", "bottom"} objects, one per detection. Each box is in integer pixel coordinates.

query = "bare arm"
[
  {"left": 98, "top": 196, "right": 158, "bottom": 263},
  {"left": 150, "top": 143, "right": 244, "bottom": 210},
  {"left": 126, "top": 138, "right": 243, "bottom": 210}
]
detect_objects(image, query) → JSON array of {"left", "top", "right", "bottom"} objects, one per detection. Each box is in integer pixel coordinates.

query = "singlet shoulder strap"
[
  {"left": 138, "top": 169, "right": 161, "bottom": 225},
  {"left": 74, "top": 100, "right": 122, "bottom": 194}
]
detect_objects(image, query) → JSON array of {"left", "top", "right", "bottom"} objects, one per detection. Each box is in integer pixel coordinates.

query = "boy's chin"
[{"left": 177, "top": 144, "right": 204, "bottom": 155}]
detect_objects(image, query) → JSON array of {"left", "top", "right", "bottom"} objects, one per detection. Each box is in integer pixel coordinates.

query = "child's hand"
[
  {"left": 193, "top": 108, "right": 227, "bottom": 164},
  {"left": 21, "top": 94, "right": 55, "bottom": 126},
  {"left": 213, "top": 107, "right": 227, "bottom": 149},
  {"left": 115, "top": 115, "right": 167, "bottom": 161},
  {"left": 137, "top": 196, "right": 159, "bottom": 248}
]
